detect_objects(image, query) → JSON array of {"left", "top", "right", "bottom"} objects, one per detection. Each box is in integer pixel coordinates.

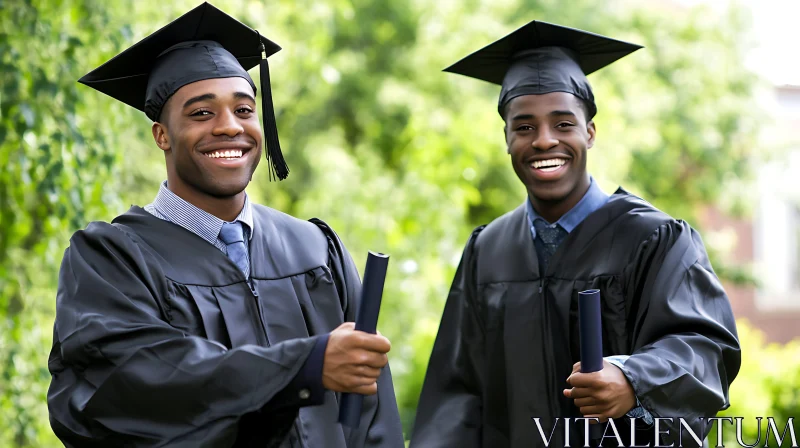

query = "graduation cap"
[
  {"left": 79, "top": 2, "right": 290, "bottom": 180},
  {"left": 444, "top": 20, "right": 643, "bottom": 120}
]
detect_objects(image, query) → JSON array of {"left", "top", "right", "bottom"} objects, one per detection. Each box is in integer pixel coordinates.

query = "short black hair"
[
  {"left": 157, "top": 95, "right": 175, "bottom": 126},
  {"left": 501, "top": 94, "right": 593, "bottom": 124}
]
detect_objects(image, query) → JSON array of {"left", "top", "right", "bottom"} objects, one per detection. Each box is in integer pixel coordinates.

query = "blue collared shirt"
[
  {"left": 144, "top": 181, "right": 253, "bottom": 279},
  {"left": 143, "top": 180, "right": 328, "bottom": 407},
  {"left": 524, "top": 177, "right": 653, "bottom": 425},
  {"left": 525, "top": 176, "right": 610, "bottom": 238}
]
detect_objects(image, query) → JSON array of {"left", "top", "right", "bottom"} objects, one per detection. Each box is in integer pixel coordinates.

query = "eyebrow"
[
  {"left": 233, "top": 91, "right": 256, "bottom": 103},
  {"left": 511, "top": 110, "right": 577, "bottom": 121},
  {"left": 549, "top": 110, "right": 577, "bottom": 118},
  {"left": 182, "top": 91, "right": 256, "bottom": 109},
  {"left": 183, "top": 93, "right": 216, "bottom": 109}
]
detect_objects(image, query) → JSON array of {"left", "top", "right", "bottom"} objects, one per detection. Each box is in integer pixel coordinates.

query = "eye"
[
  {"left": 236, "top": 107, "right": 254, "bottom": 115},
  {"left": 516, "top": 125, "right": 534, "bottom": 132},
  {"left": 190, "top": 109, "right": 212, "bottom": 117},
  {"left": 556, "top": 122, "right": 575, "bottom": 128}
]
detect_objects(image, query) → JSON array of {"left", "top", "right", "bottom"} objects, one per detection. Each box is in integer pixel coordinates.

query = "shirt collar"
[
  {"left": 151, "top": 181, "right": 254, "bottom": 245},
  {"left": 525, "top": 176, "right": 609, "bottom": 239}
]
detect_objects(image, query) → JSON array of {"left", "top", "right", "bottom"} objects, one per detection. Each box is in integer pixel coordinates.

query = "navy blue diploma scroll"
[
  {"left": 338, "top": 251, "right": 390, "bottom": 428},
  {"left": 578, "top": 289, "right": 604, "bottom": 440},
  {"left": 578, "top": 289, "right": 603, "bottom": 373}
]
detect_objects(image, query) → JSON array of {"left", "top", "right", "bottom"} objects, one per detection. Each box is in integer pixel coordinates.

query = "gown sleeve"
[
  {"left": 620, "top": 220, "right": 741, "bottom": 448},
  {"left": 310, "top": 218, "right": 405, "bottom": 448},
  {"left": 409, "top": 226, "right": 487, "bottom": 448},
  {"left": 47, "top": 222, "right": 321, "bottom": 447}
]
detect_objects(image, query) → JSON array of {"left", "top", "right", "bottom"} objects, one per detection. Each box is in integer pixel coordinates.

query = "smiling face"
[
  {"left": 152, "top": 77, "right": 261, "bottom": 203},
  {"left": 504, "top": 92, "right": 596, "bottom": 219}
]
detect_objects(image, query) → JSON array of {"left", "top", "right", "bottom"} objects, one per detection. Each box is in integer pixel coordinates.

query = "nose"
[
  {"left": 532, "top": 128, "right": 559, "bottom": 151},
  {"left": 212, "top": 109, "right": 244, "bottom": 138}
]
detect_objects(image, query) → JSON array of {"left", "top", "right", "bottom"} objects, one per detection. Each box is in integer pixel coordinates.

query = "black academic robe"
[
  {"left": 47, "top": 205, "right": 405, "bottom": 448},
  {"left": 410, "top": 189, "right": 741, "bottom": 448}
]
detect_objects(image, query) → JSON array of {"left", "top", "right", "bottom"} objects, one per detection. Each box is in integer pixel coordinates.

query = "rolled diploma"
[
  {"left": 337, "top": 251, "right": 390, "bottom": 428},
  {"left": 579, "top": 289, "right": 605, "bottom": 441}
]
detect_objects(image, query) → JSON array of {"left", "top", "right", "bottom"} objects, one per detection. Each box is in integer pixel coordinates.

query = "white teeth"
[
  {"left": 205, "top": 150, "right": 243, "bottom": 159},
  {"left": 532, "top": 158, "right": 567, "bottom": 169}
]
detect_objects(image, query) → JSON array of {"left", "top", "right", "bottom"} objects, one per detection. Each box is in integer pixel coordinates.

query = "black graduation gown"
[
  {"left": 410, "top": 189, "right": 741, "bottom": 448},
  {"left": 47, "top": 205, "right": 404, "bottom": 448}
]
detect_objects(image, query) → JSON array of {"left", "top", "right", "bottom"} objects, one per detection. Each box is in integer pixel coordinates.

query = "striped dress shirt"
[{"left": 144, "top": 181, "right": 254, "bottom": 279}]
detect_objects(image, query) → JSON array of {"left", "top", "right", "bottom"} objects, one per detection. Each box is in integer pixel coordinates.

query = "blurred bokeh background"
[{"left": 1, "top": 0, "right": 798, "bottom": 446}]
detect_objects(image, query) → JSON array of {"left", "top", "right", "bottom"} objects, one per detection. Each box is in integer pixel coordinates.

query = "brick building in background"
[{"left": 702, "top": 84, "right": 800, "bottom": 344}]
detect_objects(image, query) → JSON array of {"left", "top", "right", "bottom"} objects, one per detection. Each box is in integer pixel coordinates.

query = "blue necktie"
[
  {"left": 533, "top": 219, "right": 567, "bottom": 273},
  {"left": 219, "top": 221, "right": 249, "bottom": 278}
]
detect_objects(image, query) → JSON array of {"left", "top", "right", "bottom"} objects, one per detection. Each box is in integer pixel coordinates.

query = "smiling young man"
[
  {"left": 410, "top": 22, "right": 741, "bottom": 448},
  {"left": 46, "top": 4, "right": 404, "bottom": 447}
]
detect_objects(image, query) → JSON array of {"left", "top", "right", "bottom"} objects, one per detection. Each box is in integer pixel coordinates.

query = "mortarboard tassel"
[{"left": 257, "top": 33, "right": 289, "bottom": 181}]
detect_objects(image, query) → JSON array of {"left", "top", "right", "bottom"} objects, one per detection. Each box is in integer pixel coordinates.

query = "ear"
[
  {"left": 586, "top": 120, "right": 596, "bottom": 149},
  {"left": 152, "top": 122, "right": 170, "bottom": 152}
]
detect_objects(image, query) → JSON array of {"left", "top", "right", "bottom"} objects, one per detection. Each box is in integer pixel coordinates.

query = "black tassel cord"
[{"left": 258, "top": 34, "right": 289, "bottom": 181}]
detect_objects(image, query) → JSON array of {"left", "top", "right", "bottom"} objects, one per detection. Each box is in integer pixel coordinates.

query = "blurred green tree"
[
  {"left": 0, "top": 0, "right": 144, "bottom": 445},
  {"left": 714, "top": 322, "right": 800, "bottom": 447},
  {"left": 0, "top": 0, "right": 773, "bottom": 445}
]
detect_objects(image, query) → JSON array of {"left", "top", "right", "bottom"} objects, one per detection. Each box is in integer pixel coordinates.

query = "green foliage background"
[{"left": 0, "top": 0, "right": 797, "bottom": 446}]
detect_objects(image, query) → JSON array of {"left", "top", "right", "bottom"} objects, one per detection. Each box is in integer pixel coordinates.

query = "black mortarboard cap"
[
  {"left": 444, "top": 20, "right": 643, "bottom": 120},
  {"left": 79, "top": 2, "right": 290, "bottom": 180}
]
